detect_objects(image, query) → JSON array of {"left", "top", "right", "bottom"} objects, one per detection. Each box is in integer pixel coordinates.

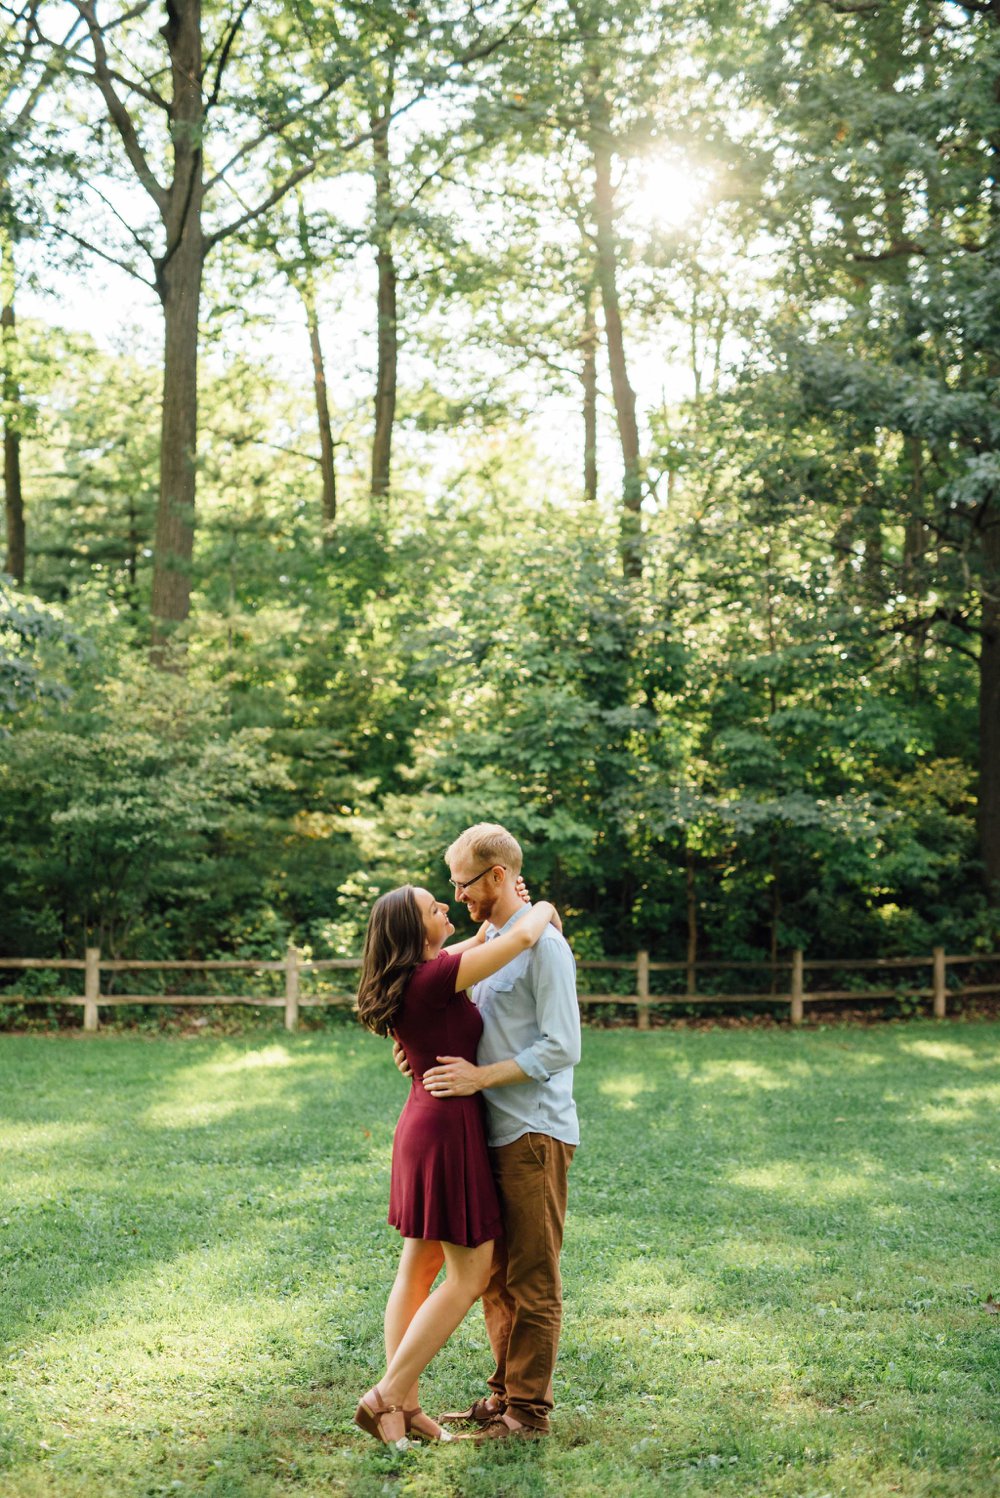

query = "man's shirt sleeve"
[{"left": 512, "top": 936, "right": 581, "bottom": 1082}]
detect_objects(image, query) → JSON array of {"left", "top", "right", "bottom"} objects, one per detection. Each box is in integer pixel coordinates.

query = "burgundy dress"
[{"left": 387, "top": 950, "right": 503, "bottom": 1248}]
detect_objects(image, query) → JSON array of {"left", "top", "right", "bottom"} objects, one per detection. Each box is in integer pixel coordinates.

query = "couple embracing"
[{"left": 354, "top": 822, "right": 581, "bottom": 1448}]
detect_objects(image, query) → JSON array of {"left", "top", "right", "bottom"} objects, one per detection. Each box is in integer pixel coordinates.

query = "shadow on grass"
[
  {"left": 0, "top": 1034, "right": 402, "bottom": 1351},
  {"left": 0, "top": 1023, "right": 998, "bottom": 1495},
  {"left": 559, "top": 1022, "right": 999, "bottom": 1460},
  {"left": 569, "top": 1023, "right": 998, "bottom": 1260}
]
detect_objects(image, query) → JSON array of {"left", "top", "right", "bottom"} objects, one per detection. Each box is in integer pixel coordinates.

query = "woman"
[{"left": 353, "top": 882, "right": 559, "bottom": 1449}]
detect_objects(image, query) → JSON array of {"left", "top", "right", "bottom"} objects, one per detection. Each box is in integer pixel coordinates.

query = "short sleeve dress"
[{"left": 387, "top": 949, "right": 503, "bottom": 1248}]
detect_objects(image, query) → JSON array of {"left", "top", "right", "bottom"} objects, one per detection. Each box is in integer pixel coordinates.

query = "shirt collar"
[{"left": 489, "top": 903, "right": 532, "bottom": 939}]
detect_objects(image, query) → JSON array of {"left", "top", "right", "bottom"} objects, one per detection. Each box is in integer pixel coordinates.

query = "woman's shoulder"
[{"left": 406, "top": 949, "right": 462, "bottom": 1004}]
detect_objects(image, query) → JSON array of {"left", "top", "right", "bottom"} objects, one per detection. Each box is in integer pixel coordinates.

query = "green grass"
[{"left": 1, "top": 1021, "right": 998, "bottom": 1497}]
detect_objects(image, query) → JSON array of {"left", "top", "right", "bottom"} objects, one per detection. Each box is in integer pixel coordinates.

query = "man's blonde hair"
[{"left": 446, "top": 822, "right": 523, "bottom": 877}]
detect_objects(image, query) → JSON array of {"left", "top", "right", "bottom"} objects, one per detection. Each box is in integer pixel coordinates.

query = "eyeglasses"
[{"left": 449, "top": 864, "right": 505, "bottom": 894}]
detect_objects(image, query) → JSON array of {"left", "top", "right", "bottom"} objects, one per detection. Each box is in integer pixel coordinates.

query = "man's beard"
[{"left": 466, "top": 891, "right": 498, "bottom": 925}]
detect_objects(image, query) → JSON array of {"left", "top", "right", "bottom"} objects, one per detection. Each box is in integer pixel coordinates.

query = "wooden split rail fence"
[{"left": 0, "top": 946, "right": 998, "bottom": 1032}]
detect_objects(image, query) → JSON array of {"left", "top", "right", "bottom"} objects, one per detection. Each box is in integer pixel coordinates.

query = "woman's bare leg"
[
  {"left": 376, "top": 1239, "right": 493, "bottom": 1410},
  {"left": 383, "top": 1238, "right": 444, "bottom": 1414}
]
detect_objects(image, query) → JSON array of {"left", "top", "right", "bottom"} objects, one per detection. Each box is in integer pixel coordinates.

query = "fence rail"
[{"left": 1, "top": 944, "right": 999, "bottom": 1032}]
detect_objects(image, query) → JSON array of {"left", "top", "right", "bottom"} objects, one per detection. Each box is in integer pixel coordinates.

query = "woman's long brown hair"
[{"left": 356, "top": 885, "right": 426, "bottom": 1036}]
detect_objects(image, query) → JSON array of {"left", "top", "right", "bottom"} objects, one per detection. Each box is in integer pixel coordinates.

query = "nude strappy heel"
[{"left": 354, "top": 1386, "right": 410, "bottom": 1450}]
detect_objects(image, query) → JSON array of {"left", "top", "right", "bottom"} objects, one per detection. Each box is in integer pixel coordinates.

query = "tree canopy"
[{"left": 1, "top": 0, "right": 998, "bottom": 971}]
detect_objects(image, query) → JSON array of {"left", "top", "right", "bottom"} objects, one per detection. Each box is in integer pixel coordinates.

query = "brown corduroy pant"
[{"left": 483, "top": 1132, "right": 575, "bottom": 1432}]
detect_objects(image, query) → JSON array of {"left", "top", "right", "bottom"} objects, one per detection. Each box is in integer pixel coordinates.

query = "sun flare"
[{"left": 629, "top": 157, "right": 709, "bottom": 229}]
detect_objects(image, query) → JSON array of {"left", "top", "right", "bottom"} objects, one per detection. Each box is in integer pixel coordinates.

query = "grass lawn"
[{"left": 0, "top": 1020, "right": 998, "bottom": 1497}]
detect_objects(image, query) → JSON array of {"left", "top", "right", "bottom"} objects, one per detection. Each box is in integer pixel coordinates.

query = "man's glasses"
[{"left": 450, "top": 864, "right": 506, "bottom": 894}]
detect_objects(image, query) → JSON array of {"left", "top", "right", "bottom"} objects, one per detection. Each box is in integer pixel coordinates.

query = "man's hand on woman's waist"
[{"left": 422, "top": 1055, "right": 529, "bottom": 1097}]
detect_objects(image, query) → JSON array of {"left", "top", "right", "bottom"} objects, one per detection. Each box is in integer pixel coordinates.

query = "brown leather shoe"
[
  {"left": 438, "top": 1396, "right": 505, "bottom": 1424},
  {"left": 457, "top": 1414, "right": 544, "bottom": 1442}
]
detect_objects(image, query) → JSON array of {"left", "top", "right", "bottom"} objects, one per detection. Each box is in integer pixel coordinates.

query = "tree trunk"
[
  {"left": 295, "top": 195, "right": 336, "bottom": 544},
  {"left": 308, "top": 311, "right": 337, "bottom": 543},
  {"left": 582, "top": 277, "right": 598, "bottom": 503},
  {"left": 769, "top": 845, "right": 782, "bottom": 991},
  {"left": 903, "top": 436, "right": 925, "bottom": 578},
  {"left": 903, "top": 435, "right": 929, "bottom": 691},
  {"left": 685, "top": 848, "right": 697, "bottom": 996},
  {"left": 588, "top": 85, "right": 642, "bottom": 577},
  {"left": 370, "top": 78, "right": 397, "bottom": 503},
  {"left": 150, "top": 0, "right": 204, "bottom": 661},
  {"left": 2, "top": 284, "right": 25, "bottom": 585},
  {"left": 861, "top": 493, "right": 884, "bottom": 599},
  {"left": 980, "top": 499, "right": 1000, "bottom": 901},
  {"left": 980, "top": 21, "right": 1000, "bottom": 900},
  {"left": 152, "top": 238, "right": 202, "bottom": 655},
  {"left": 689, "top": 262, "right": 703, "bottom": 404},
  {"left": 125, "top": 488, "right": 139, "bottom": 612}
]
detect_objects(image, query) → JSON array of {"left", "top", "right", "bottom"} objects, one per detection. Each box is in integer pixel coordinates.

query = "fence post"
[
  {"left": 790, "top": 949, "right": 804, "bottom": 1027},
  {"left": 932, "top": 946, "right": 947, "bottom": 1019},
  {"left": 284, "top": 943, "right": 300, "bottom": 1033},
  {"left": 84, "top": 947, "right": 100, "bottom": 1033},
  {"left": 636, "top": 949, "right": 650, "bottom": 1031}
]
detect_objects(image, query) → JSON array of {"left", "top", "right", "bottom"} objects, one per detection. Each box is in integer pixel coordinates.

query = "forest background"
[{"left": 2, "top": 0, "right": 1000, "bottom": 992}]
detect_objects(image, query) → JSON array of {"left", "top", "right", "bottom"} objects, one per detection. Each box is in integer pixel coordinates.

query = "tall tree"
[
  {"left": 11, "top": 1, "right": 524, "bottom": 656},
  {"left": 293, "top": 190, "right": 337, "bottom": 544},
  {"left": 359, "top": 10, "right": 528, "bottom": 506},
  {"left": 1, "top": 2, "right": 85, "bottom": 582},
  {"left": 1, "top": 234, "right": 23, "bottom": 583},
  {"left": 584, "top": 74, "right": 642, "bottom": 573},
  {"left": 480, "top": 0, "right": 703, "bottom": 572},
  {"left": 29, "top": 0, "right": 364, "bottom": 654},
  {"left": 581, "top": 274, "right": 598, "bottom": 502},
  {"left": 369, "top": 56, "right": 398, "bottom": 503},
  {"left": 414, "top": 151, "right": 608, "bottom": 502},
  {"left": 743, "top": 0, "right": 1000, "bottom": 897}
]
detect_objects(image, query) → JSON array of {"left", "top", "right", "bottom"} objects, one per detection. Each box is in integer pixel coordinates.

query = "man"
[{"left": 394, "top": 821, "right": 581, "bottom": 1440}]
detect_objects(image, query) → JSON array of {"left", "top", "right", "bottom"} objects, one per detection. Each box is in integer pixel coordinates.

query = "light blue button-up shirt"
[{"left": 473, "top": 906, "right": 581, "bottom": 1148}]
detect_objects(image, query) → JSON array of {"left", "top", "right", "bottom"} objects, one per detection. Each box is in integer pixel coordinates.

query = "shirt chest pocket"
[{"left": 479, "top": 950, "right": 530, "bottom": 1006}]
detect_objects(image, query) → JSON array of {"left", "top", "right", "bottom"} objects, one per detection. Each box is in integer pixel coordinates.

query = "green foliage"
[
  {"left": 0, "top": 578, "right": 84, "bottom": 722},
  {"left": 26, "top": 329, "right": 160, "bottom": 612},
  {"left": 2, "top": 0, "right": 998, "bottom": 976},
  {"left": 0, "top": 650, "right": 292, "bottom": 957}
]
